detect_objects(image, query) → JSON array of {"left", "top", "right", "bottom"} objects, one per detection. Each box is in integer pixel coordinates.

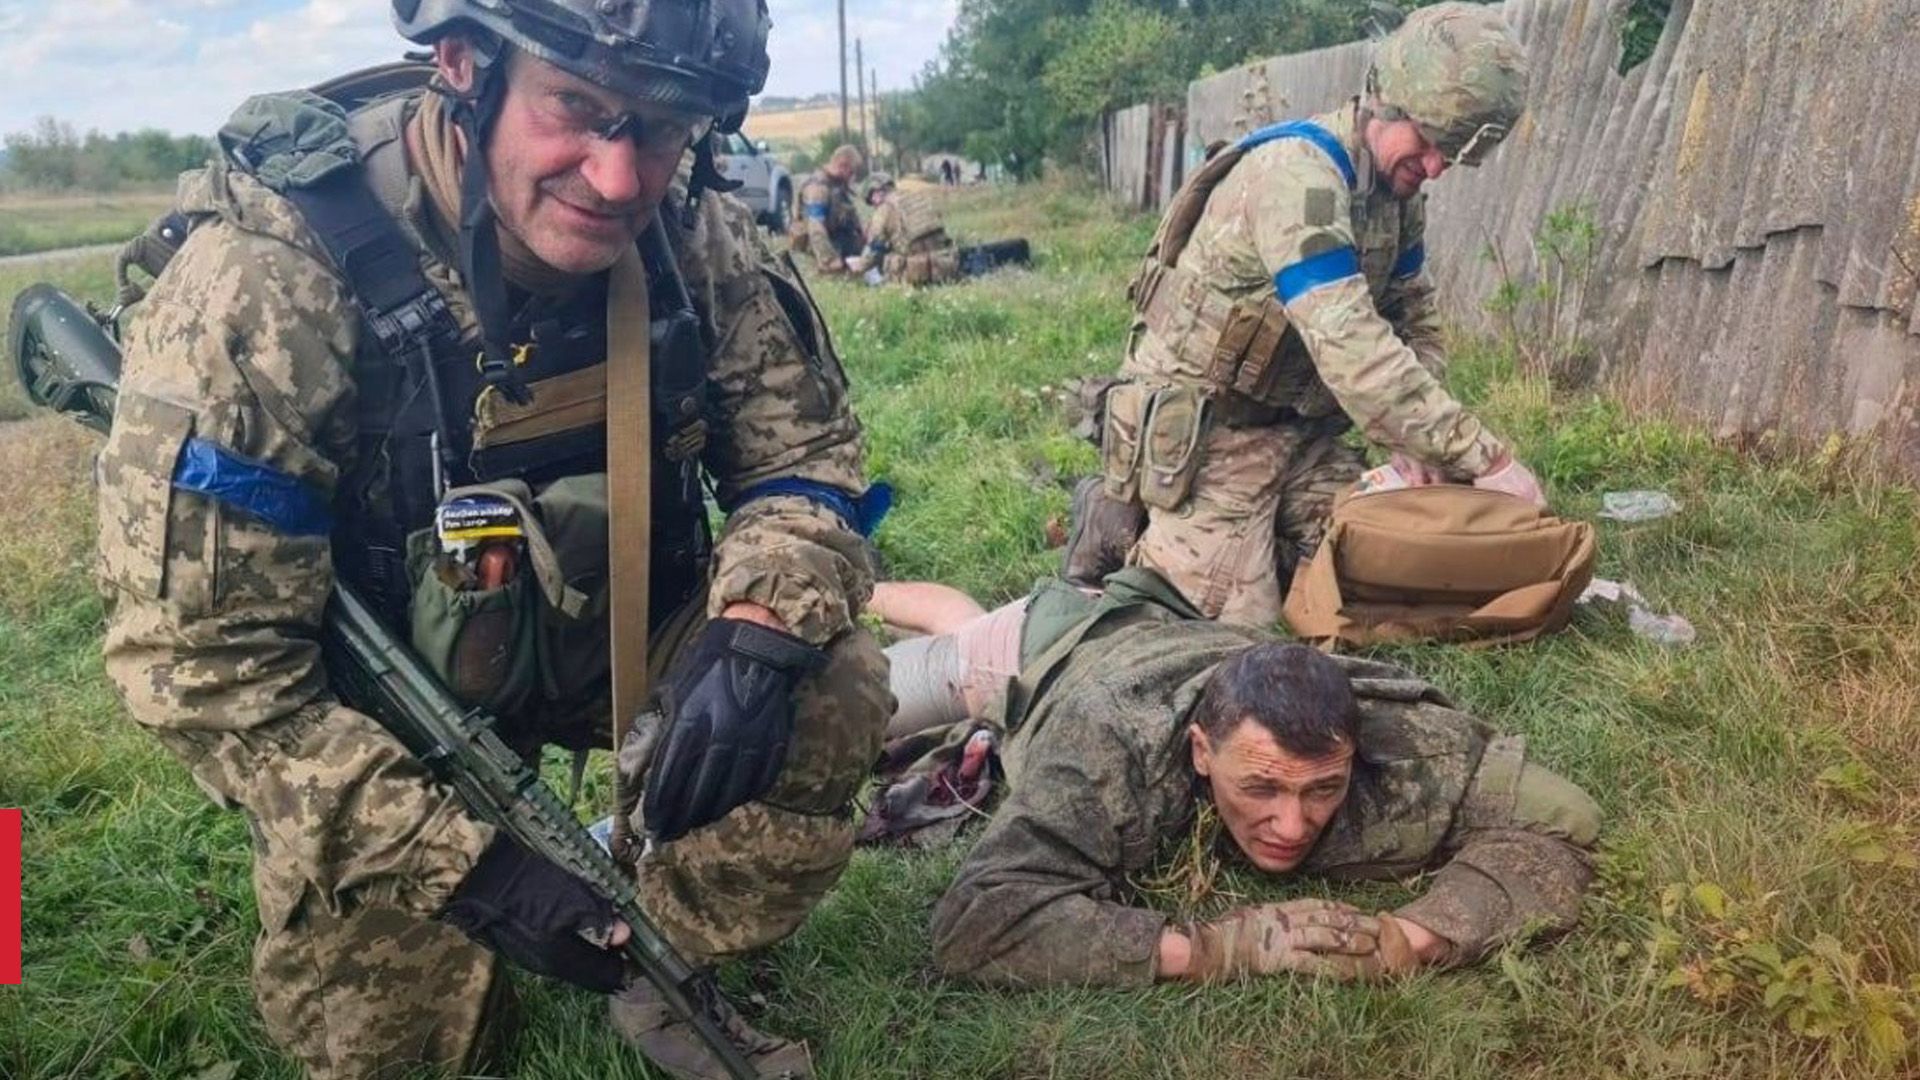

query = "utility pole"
[
  {"left": 837, "top": 0, "right": 849, "bottom": 142},
  {"left": 871, "top": 67, "right": 882, "bottom": 165},
  {"left": 856, "top": 38, "right": 868, "bottom": 152}
]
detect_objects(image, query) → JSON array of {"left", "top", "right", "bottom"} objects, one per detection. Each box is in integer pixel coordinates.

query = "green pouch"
[
  {"left": 406, "top": 526, "right": 539, "bottom": 712},
  {"left": 1138, "top": 385, "right": 1211, "bottom": 512},
  {"left": 530, "top": 473, "right": 613, "bottom": 709},
  {"left": 1099, "top": 382, "right": 1154, "bottom": 504}
]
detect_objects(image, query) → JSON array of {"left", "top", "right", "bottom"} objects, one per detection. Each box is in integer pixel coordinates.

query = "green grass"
[
  {"left": 0, "top": 191, "right": 172, "bottom": 257},
  {"left": 2, "top": 180, "right": 1916, "bottom": 1078}
]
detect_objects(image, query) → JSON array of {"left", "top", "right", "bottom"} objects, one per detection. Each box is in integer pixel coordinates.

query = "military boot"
[
  {"left": 1060, "top": 476, "right": 1145, "bottom": 588},
  {"left": 610, "top": 979, "right": 814, "bottom": 1080}
]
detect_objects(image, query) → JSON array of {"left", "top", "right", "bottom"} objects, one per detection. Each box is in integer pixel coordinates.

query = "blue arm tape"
[
  {"left": 729, "top": 478, "right": 894, "bottom": 537},
  {"left": 1236, "top": 120, "right": 1358, "bottom": 190},
  {"left": 1392, "top": 242, "right": 1426, "bottom": 279},
  {"left": 805, "top": 204, "right": 829, "bottom": 221},
  {"left": 172, "top": 437, "right": 332, "bottom": 537},
  {"left": 1274, "top": 246, "right": 1362, "bottom": 304}
]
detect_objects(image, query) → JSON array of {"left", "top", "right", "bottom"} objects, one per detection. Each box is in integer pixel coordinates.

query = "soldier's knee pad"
[
  {"left": 1512, "top": 763, "right": 1602, "bottom": 847},
  {"left": 765, "top": 625, "right": 892, "bottom": 815}
]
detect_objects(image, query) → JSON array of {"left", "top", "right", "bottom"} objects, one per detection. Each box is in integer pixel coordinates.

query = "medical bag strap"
[{"left": 604, "top": 231, "right": 653, "bottom": 865}]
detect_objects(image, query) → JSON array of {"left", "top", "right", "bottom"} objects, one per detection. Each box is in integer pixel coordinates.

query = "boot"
[
  {"left": 1060, "top": 476, "right": 1145, "bottom": 588},
  {"left": 610, "top": 979, "right": 814, "bottom": 1080}
]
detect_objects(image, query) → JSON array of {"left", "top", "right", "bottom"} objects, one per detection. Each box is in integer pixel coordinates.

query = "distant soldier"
[
  {"left": 790, "top": 143, "right": 867, "bottom": 275},
  {"left": 854, "top": 173, "right": 961, "bottom": 285},
  {"left": 1073, "top": 3, "right": 1547, "bottom": 625}
]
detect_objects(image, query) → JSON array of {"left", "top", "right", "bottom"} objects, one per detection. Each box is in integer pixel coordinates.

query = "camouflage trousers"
[
  {"left": 245, "top": 598, "right": 890, "bottom": 1078},
  {"left": 1129, "top": 421, "right": 1364, "bottom": 627}
]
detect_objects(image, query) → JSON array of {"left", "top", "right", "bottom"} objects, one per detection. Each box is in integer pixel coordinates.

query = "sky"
[{"left": 0, "top": 0, "right": 958, "bottom": 138}]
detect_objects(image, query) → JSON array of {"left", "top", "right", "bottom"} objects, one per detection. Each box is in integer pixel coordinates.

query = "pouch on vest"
[
  {"left": 1099, "top": 381, "right": 1154, "bottom": 503},
  {"left": 406, "top": 478, "right": 593, "bottom": 712},
  {"left": 1138, "top": 384, "right": 1211, "bottom": 512},
  {"left": 1282, "top": 486, "right": 1596, "bottom": 648}
]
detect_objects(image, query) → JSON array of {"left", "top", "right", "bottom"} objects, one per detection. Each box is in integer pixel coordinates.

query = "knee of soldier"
[
  {"left": 766, "top": 625, "right": 892, "bottom": 814},
  {"left": 1511, "top": 762, "right": 1602, "bottom": 849}
]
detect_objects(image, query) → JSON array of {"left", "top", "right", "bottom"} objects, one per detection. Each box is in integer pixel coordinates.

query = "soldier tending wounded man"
[
  {"left": 870, "top": 573, "right": 1599, "bottom": 984},
  {"left": 94, "top": 0, "right": 889, "bottom": 1075},
  {"left": 1073, "top": 3, "right": 1553, "bottom": 626}
]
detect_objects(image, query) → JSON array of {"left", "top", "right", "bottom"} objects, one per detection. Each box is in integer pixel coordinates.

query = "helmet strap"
[
  {"left": 682, "top": 132, "right": 741, "bottom": 229},
  {"left": 446, "top": 61, "right": 531, "bottom": 405}
]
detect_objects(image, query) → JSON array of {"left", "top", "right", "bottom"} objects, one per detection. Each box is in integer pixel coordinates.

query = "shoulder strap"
[{"left": 1146, "top": 119, "right": 1358, "bottom": 274}]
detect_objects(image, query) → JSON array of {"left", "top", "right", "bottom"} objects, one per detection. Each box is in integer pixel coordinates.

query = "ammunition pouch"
[{"left": 1099, "top": 382, "right": 1214, "bottom": 513}]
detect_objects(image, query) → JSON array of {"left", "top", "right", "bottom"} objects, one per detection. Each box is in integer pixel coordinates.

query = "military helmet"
[
  {"left": 1369, "top": 2, "right": 1528, "bottom": 166},
  {"left": 392, "top": 0, "right": 771, "bottom": 128},
  {"left": 863, "top": 171, "right": 895, "bottom": 200}
]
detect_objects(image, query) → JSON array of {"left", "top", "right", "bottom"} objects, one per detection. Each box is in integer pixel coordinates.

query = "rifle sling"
[{"left": 605, "top": 234, "right": 652, "bottom": 862}]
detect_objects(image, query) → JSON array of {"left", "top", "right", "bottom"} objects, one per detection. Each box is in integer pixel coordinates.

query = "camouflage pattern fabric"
[
  {"left": 865, "top": 192, "right": 959, "bottom": 284},
  {"left": 929, "top": 570, "right": 1598, "bottom": 987},
  {"left": 1371, "top": 2, "right": 1530, "bottom": 161},
  {"left": 1120, "top": 101, "right": 1504, "bottom": 625},
  {"left": 790, "top": 169, "right": 864, "bottom": 274},
  {"left": 96, "top": 88, "right": 886, "bottom": 1076},
  {"left": 1130, "top": 423, "right": 1366, "bottom": 626}
]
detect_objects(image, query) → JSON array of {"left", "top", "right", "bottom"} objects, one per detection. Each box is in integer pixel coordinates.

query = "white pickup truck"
[{"left": 712, "top": 132, "right": 793, "bottom": 234}]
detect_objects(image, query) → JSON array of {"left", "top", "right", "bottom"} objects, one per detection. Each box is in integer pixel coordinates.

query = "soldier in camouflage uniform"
[
  {"left": 94, "top": 1, "right": 888, "bottom": 1076},
  {"left": 913, "top": 568, "right": 1598, "bottom": 985},
  {"left": 789, "top": 144, "right": 866, "bottom": 276},
  {"left": 1078, "top": 3, "right": 1549, "bottom": 625},
  {"left": 852, "top": 173, "right": 961, "bottom": 286}
]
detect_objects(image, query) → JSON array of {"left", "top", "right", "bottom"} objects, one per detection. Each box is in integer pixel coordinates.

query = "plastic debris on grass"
[
  {"left": 1600, "top": 490, "right": 1682, "bottom": 521},
  {"left": 1579, "top": 577, "right": 1698, "bottom": 646}
]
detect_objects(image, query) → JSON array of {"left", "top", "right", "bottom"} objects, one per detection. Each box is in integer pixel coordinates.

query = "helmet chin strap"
[{"left": 447, "top": 61, "right": 533, "bottom": 406}]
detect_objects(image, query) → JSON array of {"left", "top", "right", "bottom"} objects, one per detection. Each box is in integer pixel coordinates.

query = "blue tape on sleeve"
[
  {"left": 1392, "top": 242, "right": 1426, "bottom": 279},
  {"left": 1274, "top": 246, "right": 1362, "bottom": 304},
  {"left": 804, "top": 203, "right": 829, "bottom": 221},
  {"left": 172, "top": 438, "right": 332, "bottom": 537},
  {"left": 730, "top": 478, "right": 894, "bottom": 537}
]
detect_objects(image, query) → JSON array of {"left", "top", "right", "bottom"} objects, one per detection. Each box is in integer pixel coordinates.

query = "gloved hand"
[
  {"left": 1388, "top": 452, "right": 1446, "bottom": 487},
  {"left": 439, "top": 833, "right": 627, "bottom": 993},
  {"left": 643, "top": 617, "right": 828, "bottom": 844},
  {"left": 1473, "top": 452, "right": 1547, "bottom": 507},
  {"left": 1345, "top": 911, "right": 1424, "bottom": 980},
  {"left": 1184, "top": 898, "right": 1383, "bottom": 982}
]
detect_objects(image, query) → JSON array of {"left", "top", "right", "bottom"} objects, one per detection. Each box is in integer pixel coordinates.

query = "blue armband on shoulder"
[
  {"left": 1274, "top": 246, "right": 1362, "bottom": 304},
  {"left": 1392, "top": 242, "right": 1426, "bottom": 279},
  {"left": 172, "top": 437, "right": 332, "bottom": 537},
  {"left": 805, "top": 203, "right": 829, "bottom": 221},
  {"left": 729, "top": 479, "right": 893, "bottom": 537}
]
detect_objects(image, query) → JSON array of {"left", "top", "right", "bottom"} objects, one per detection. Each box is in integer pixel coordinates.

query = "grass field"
[
  {"left": 1, "top": 182, "right": 1917, "bottom": 1078},
  {"left": 0, "top": 190, "right": 173, "bottom": 258}
]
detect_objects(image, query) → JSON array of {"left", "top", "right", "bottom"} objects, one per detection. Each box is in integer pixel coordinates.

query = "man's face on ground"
[
  {"left": 441, "top": 44, "right": 704, "bottom": 274},
  {"left": 1189, "top": 719, "right": 1353, "bottom": 873},
  {"left": 1368, "top": 116, "right": 1448, "bottom": 199}
]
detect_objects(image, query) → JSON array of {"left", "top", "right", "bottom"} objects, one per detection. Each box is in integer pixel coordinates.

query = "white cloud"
[{"left": 0, "top": 0, "right": 957, "bottom": 138}]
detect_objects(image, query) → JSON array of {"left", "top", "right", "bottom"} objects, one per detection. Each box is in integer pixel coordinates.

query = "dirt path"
[{"left": 0, "top": 242, "right": 121, "bottom": 270}]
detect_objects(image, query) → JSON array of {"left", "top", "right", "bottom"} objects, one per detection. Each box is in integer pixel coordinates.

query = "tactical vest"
[
  {"left": 883, "top": 193, "right": 959, "bottom": 285},
  {"left": 1126, "top": 121, "right": 1357, "bottom": 419},
  {"left": 118, "top": 65, "right": 714, "bottom": 733}
]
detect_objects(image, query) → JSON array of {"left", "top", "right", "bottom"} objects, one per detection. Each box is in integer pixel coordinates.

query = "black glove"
[
  {"left": 438, "top": 834, "right": 626, "bottom": 993},
  {"left": 643, "top": 617, "right": 828, "bottom": 844}
]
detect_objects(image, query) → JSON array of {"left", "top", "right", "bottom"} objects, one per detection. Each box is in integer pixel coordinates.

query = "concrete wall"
[{"left": 1142, "top": 0, "right": 1920, "bottom": 474}]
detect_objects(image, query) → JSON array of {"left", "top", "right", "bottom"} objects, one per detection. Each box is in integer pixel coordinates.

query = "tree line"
[
  {"left": 876, "top": 0, "right": 1456, "bottom": 179},
  {"left": 2, "top": 118, "right": 214, "bottom": 191}
]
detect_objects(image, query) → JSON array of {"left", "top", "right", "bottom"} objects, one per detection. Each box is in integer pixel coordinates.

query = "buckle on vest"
[{"left": 362, "top": 288, "right": 459, "bottom": 360}]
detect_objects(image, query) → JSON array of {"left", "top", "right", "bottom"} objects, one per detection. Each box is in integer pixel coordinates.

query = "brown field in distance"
[{"left": 744, "top": 103, "right": 876, "bottom": 148}]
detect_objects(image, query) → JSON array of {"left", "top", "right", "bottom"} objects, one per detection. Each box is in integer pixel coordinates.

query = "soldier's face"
[
  {"left": 441, "top": 44, "right": 703, "bottom": 273},
  {"left": 1367, "top": 117, "right": 1448, "bottom": 199},
  {"left": 1189, "top": 720, "right": 1353, "bottom": 873}
]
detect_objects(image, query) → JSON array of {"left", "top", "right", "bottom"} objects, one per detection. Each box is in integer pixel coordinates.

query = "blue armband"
[
  {"left": 1392, "top": 242, "right": 1426, "bottom": 279},
  {"left": 172, "top": 437, "right": 332, "bottom": 537},
  {"left": 1274, "top": 246, "right": 1362, "bottom": 304},
  {"left": 1236, "top": 120, "right": 1357, "bottom": 190},
  {"left": 729, "top": 478, "right": 894, "bottom": 537},
  {"left": 804, "top": 203, "right": 829, "bottom": 221}
]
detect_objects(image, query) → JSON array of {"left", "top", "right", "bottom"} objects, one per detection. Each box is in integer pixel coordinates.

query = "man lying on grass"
[{"left": 868, "top": 569, "right": 1600, "bottom": 985}]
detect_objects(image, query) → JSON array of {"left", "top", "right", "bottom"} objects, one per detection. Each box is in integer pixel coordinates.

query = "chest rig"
[{"left": 286, "top": 66, "right": 714, "bottom": 632}]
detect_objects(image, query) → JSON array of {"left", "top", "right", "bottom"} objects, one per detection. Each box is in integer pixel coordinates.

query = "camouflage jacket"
[
  {"left": 1120, "top": 100, "right": 1504, "bottom": 477},
  {"left": 95, "top": 93, "right": 875, "bottom": 931},
  {"left": 865, "top": 192, "right": 957, "bottom": 282},
  {"left": 793, "top": 170, "right": 864, "bottom": 272},
  {"left": 929, "top": 570, "right": 1597, "bottom": 986}
]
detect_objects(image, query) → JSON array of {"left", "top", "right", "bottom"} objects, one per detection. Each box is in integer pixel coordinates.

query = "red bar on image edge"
[{"left": 2, "top": 809, "right": 19, "bottom": 984}]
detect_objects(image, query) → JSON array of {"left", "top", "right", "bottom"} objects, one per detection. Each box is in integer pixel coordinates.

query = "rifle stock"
[{"left": 9, "top": 282, "right": 762, "bottom": 1079}]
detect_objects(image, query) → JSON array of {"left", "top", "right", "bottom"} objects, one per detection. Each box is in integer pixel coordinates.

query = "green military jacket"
[
  {"left": 95, "top": 89, "right": 876, "bottom": 932},
  {"left": 929, "top": 568, "right": 1598, "bottom": 986}
]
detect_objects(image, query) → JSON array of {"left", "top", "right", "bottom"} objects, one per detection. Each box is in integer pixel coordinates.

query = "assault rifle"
[{"left": 8, "top": 283, "right": 764, "bottom": 1080}]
